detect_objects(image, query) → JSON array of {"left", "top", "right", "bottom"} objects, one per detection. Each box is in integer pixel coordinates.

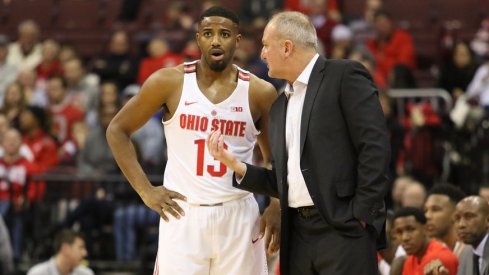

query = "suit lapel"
[
  {"left": 275, "top": 93, "right": 289, "bottom": 196},
  {"left": 300, "top": 57, "right": 326, "bottom": 158}
]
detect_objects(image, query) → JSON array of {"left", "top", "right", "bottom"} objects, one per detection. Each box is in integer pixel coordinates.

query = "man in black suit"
[{"left": 207, "top": 11, "right": 390, "bottom": 275}]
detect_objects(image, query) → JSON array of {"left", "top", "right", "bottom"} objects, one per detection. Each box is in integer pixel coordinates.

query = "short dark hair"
[
  {"left": 429, "top": 183, "right": 466, "bottom": 205},
  {"left": 373, "top": 10, "right": 392, "bottom": 21},
  {"left": 393, "top": 207, "right": 427, "bottom": 224},
  {"left": 199, "top": 6, "right": 239, "bottom": 26},
  {"left": 53, "top": 229, "right": 84, "bottom": 252}
]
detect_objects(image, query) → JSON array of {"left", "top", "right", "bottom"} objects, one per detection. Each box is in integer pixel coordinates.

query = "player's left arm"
[{"left": 249, "top": 75, "right": 280, "bottom": 254}]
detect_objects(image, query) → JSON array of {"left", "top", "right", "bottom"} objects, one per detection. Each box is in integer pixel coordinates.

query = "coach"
[{"left": 207, "top": 10, "right": 390, "bottom": 275}]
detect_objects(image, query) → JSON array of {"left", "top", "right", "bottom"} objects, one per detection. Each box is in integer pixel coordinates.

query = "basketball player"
[{"left": 107, "top": 7, "right": 279, "bottom": 275}]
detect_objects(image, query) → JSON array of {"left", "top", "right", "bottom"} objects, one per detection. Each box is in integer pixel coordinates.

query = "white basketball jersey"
[{"left": 162, "top": 61, "right": 259, "bottom": 204}]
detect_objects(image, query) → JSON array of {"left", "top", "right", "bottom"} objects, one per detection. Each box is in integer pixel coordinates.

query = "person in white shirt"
[
  {"left": 7, "top": 20, "right": 42, "bottom": 70},
  {"left": 27, "top": 229, "right": 94, "bottom": 275}
]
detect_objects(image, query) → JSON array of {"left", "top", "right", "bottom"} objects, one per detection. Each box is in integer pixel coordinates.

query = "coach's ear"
[{"left": 283, "top": 39, "right": 294, "bottom": 57}]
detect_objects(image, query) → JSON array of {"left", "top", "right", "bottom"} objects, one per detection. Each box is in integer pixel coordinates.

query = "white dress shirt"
[
  {"left": 285, "top": 53, "right": 319, "bottom": 208},
  {"left": 474, "top": 233, "right": 488, "bottom": 273}
]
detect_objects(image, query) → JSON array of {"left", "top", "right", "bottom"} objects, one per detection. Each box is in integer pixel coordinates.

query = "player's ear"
[
  {"left": 236, "top": 34, "right": 242, "bottom": 45},
  {"left": 195, "top": 33, "right": 201, "bottom": 48}
]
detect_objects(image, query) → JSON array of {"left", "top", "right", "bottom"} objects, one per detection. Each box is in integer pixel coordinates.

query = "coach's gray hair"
[{"left": 270, "top": 11, "right": 318, "bottom": 50}]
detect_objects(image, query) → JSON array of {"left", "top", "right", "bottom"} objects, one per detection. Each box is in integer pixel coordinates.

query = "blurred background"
[{"left": 0, "top": 0, "right": 489, "bottom": 274}]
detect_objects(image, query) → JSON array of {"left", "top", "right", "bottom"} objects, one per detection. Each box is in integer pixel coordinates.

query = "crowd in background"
[{"left": 0, "top": 0, "right": 489, "bottom": 274}]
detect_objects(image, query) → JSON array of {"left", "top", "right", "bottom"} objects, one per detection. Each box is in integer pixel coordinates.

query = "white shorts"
[{"left": 153, "top": 194, "right": 268, "bottom": 275}]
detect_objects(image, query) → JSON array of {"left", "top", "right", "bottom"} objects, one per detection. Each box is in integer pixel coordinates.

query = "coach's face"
[
  {"left": 197, "top": 16, "right": 241, "bottom": 72},
  {"left": 393, "top": 216, "right": 428, "bottom": 257},
  {"left": 261, "top": 22, "right": 286, "bottom": 79}
]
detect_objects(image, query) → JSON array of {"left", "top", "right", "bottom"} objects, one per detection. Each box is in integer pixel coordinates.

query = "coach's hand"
[
  {"left": 261, "top": 198, "right": 280, "bottom": 254},
  {"left": 141, "top": 185, "right": 186, "bottom": 222}
]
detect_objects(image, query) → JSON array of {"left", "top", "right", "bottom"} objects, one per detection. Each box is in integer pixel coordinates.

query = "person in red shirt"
[
  {"left": 137, "top": 37, "right": 183, "bottom": 85},
  {"left": 35, "top": 39, "right": 62, "bottom": 79},
  {"left": 19, "top": 106, "right": 59, "bottom": 173},
  {"left": 0, "top": 128, "right": 39, "bottom": 260},
  {"left": 392, "top": 207, "right": 459, "bottom": 275},
  {"left": 367, "top": 10, "right": 416, "bottom": 81}
]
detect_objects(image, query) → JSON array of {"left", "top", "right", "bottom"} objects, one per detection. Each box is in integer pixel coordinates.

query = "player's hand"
[
  {"left": 261, "top": 198, "right": 281, "bottom": 254},
  {"left": 141, "top": 185, "right": 186, "bottom": 222},
  {"left": 423, "top": 259, "right": 449, "bottom": 275}
]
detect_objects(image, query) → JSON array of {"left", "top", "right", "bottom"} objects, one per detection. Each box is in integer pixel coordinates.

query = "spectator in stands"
[
  {"left": 0, "top": 35, "right": 18, "bottom": 104},
  {"left": 19, "top": 106, "right": 59, "bottom": 173},
  {"left": 392, "top": 207, "right": 459, "bottom": 275},
  {"left": 479, "top": 184, "right": 489, "bottom": 202},
  {"left": 349, "top": 0, "right": 383, "bottom": 46},
  {"left": 466, "top": 60, "right": 489, "bottom": 112},
  {"left": 35, "top": 39, "right": 62, "bottom": 80},
  {"left": 308, "top": 0, "right": 338, "bottom": 56},
  {"left": 438, "top": 41, "right": 478, "bottom": 100},
  {"left": 454, "top": 196, "right": 489, "bottom": 275},
  {"left": 92, "top": 30, "right": 138, "bottom": 90},
  {"left": 113, "top": 196, "right": 159, "bottom": 261},
  {"left": 330, "top": 24, "right": 353, "bottom": 59},
  {"left": 379, "top": 93, "right": 405, "bottom": 176},
  {"left": 239, "top": 0, "right": 283, "bottom": 29},
  {"left": 46, "top": 76, "right": 84, "bottom": 146},
  {"left": 157, "top": 1, "right": 194, "bottom": 53},
  {"left": 0, "top": 215, "right": 13, "bottom": 275},
  {"left": 285, "top": 0, "right": 341, "bottom": 22},
  {"left": 471, "top": 17, "right": 489, "bottom": 62},
  {"left": 7, "top": 20, "right": 42, "bottom": 70},
  {"left": 85, "top": 81, "right": 120, "bottom": 128},
  {"left": 58, "top": 44, "right": 78, "bottom": 64},
  {"left": 232, "top": 34, "right": 284, "bottom": 90},
  {"left": 367, "top": 10, "right": 416, "bottom": 81},
  {"left": 47, "top": 76, "right": 85, "bottom": 163},
  {"left": 27, "top": 229, "right": 94, "bottom": 275},
  {"left": 391, "top": 175, "right": 415, "bottom": 211},
  {"left": 2, "top": 82, "right": 26, "bottom": 129},
  {"left": 401, "top": 181, "right": 426, "bottom": 209},
  {"left": 63, "top": 58, "right": 99, "bottom": 113},
  {"left": 349, "top": 46, "right": 387, "bottom": 90},
  {"left": 120, "top": 84, "right": 164, "bottom": 173},
  {"left": 424, "top": 184, "right": 469, "bottom": 257},
  {"left": 16, "top": 68, "right": 47, "bottom": 107},
  {"left": 0, "top": 113, "right": 33, "bottom": 162},
  {"left": 77, "top": 104, "right": 119, "bottom": 177},
  {"left": 137, "top": 37, "right": 183, "bottom": 85},
  {"left": 0, "top": 128, "right": 39, "bottom": 260}
]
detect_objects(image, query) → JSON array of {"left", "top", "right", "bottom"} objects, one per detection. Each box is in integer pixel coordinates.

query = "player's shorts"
[{"left": 153, "top": 193, "right": 268, "bottom": 275}]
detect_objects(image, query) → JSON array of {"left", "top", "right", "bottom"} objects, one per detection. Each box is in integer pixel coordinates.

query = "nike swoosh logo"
[
  {"left": 252, "top": 238, "right": 260, "bottom": 244},
  {"left": 185, "top": 101, "right": 198, "bottom": 106}
]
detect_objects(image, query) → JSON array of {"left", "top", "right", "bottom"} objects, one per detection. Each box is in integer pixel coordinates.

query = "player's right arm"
[{"left": 106, "top": 67, "right": 186, "bottom": 222}]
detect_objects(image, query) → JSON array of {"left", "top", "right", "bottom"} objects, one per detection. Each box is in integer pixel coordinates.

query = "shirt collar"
[
  {"left": 474, "top": 233, "right": 489, "bottom": 257},
  {"left": 285, "top": 53, "right": 319, "bottom": 97}
]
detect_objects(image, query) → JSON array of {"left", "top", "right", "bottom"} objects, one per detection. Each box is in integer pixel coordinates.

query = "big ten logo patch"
[{"left": 231, "top": 106, "right": 243, "bottom": 112}]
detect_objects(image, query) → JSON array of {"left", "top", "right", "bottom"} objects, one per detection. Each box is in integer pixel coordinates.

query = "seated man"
[
  {"left": 27, "top": 229, "right": 94, "bottom": 275},
  {"left": 424, "top": 183, "right": 469, "bottom": 257},
  {"left": 454, "top": 196, "right": 489, "bottom": 275},
  {"left": 392, "top": 207, "right": 459, "bottom": 275}
]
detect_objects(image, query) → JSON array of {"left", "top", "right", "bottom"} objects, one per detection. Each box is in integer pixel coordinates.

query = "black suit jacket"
[{"left": 234, "top": 58, "right": 390, "bottom": 274}]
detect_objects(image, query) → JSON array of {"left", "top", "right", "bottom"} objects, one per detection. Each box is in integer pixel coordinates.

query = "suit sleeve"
[
  {"left": 232, "top": 162, "right": 279, "bottom": 198},
  {"left": 340, "top": 61, "right": 390, "bottom": 226}
]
